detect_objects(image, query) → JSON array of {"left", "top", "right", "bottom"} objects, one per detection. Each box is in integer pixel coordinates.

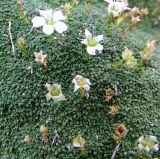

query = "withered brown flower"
[
  {"left": 113, "top": 123, "right": 128, "bottom": 138},
  {"left": 108, "top": 106, "right": 118, "bottom": 115},
  {"left": 105, "top": 88, "right": 114, "bottom": 102}
]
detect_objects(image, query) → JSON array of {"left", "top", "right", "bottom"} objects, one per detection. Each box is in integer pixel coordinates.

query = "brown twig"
[{"left": 8, "top": 21, "right": 16, "bottom": 59}]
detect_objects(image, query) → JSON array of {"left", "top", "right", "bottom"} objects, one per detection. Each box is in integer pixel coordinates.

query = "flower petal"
[
  {"left": 149, "top": 135, "right": 158, "bottom": 142},
  {"left": 46, "top": 93, "right": 52, "bottom": 101},
  {"left": 53, "top": 10, "right": 66, "bottom": 21},
  {"left": 39, "top": 9, "right": 53, "bottom": 18},
  {"left": 84, "top": 84, "right": 90, "bottom": 91},
  {"left": 74, "top": 84, "right": 80, "bottom": 92},
  {"left": 53, "top": 21, "right": 68, "bottom": 34},
  {"left": 95, "top": 35, "right": 103, "bottom": 42},
  {"left": 42, "top": 25, "right": 54, "bottom": 35},
  {"left": 85, "top": 30, "right": 92, "bottom": 39},
  {"left": 137, "top": 144, "right": 143, "bottom": 150},
  {"left": 145, "top": 146, "right": 150, "bottom": 152},
  {"left": 86, "top": 79, "right": 91, "bottom": 85},
  {"left": 104, "top": 0, "right": 113, "bottom": 4},
  {"left": 81, "top": 39, "right": 87, "bottom": 45},
  {"left": 87, "top": 46, "right": 96, "bottom": 55},
  {"left": 154, "top": 144, "right": 159, "bottom": 151},
  {"left": 96, "top": 44, "right": 103, "bottom": 51},
  {"left": 32, "top": 16, "right": 45, "bottom": 28},
  {"left": 45, "top": 83, "right": 52, "bottom": 92},
  {"left": 138, "top": 136, "right": 144, "bottom": 143},
  {"left": 53, "top": 94, "right": 65, "bottom": 103}
]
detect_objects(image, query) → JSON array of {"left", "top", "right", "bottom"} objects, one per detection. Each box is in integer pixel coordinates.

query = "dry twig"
[
  {"left": 8, "top": 21, "right": 16, "bottom": 59},
  {"left": 111, "top": 139, "right": 123, "bottom": 159}
]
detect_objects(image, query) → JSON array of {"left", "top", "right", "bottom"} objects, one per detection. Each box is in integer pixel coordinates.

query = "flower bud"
[{"left": 18, "top": 37, "right": 25, "bottom": 49}]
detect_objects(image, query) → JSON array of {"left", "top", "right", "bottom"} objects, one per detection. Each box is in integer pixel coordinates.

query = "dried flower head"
[
  {"left": 34, "top": 50, "right": 48, "bottom": 66},
  {"left": 73, "top": 134, "right": 86, "bottom": 149},
  {"left": 131, "top": 16, "right": 141, "bottom": 23},
  {"left": 40, "top": 125, "right": 47, "bottom": 134},
  {"left": 17, "top": 0, "right": 22, "bottom": 7},
  {"left": 73, "top": 0, "right": 79, "bottom": 6},
  {"left": 138, "top": 135, "right": 159, "bottom": 152},
  {"left": 64, "top": 3, "right": 72, "bottom": 15},
  {"left": 140, "top": 40, "right": 156, "bottom": 61},
  {"left": 105, "top": 88, "right": 114, "bottom": 102},
  {"left": 24, "top": 135, "right": 32, "bottom": 145},
  {"left": 108, "top": 106, "right": 118, "bottom": 115},
  {"left": 113, "top": 123, "right": 128, "bottom": 138}
]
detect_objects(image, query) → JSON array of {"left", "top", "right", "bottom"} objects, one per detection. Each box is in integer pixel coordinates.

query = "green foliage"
[{"left": 0, "top": 0, "right": 160, "bottom": 158}]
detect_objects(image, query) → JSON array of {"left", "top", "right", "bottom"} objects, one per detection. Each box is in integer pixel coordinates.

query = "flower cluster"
[
  {"left": 104, "top": 0, "right": 130, "bottom": 17},
  {"left": 17, "top": 2, "right": 159, "bottom": 158}
]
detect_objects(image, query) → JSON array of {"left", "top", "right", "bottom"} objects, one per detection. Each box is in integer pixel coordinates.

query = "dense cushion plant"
[{"left": 0, "top": 0, "right": 160, "bottom": 158}]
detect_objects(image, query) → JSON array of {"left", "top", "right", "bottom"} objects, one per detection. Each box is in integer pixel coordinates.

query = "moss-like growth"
[{"left": 0, "top": 0, "right": 160, "bottom": 158}]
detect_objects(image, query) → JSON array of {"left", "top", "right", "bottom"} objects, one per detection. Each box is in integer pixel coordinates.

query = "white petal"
[
  {"left": 45, "top": 83, "right": 52, "bottom": 92},
  {"left": 96, "top": 44, "right": 103, "bottom": 51},
  {"left": 86, "top": 92, "right": 90, "bottom": 99},
  {"left": 84, "top": 84, "right": 90, "bottom": 91},
  {"left": 72, "top": 79, "right": 76, "bottom": 84},
  {"left": 87, "top": 46, "right": 96, "bottom": 55},
  {"left": 137, "top": 144, "right": 143, "bottom": 150},
  {"left": 95, "top": 35, "right": 103, "bottom": 42},
  {"left": 86, "top": 79, "right": 91, "bottom": 85},
  {"left": 54, "top": 94, "right": 66, "bottom": 103},
  {"left": 39, "top": 9, "right": 53, "bottom": 18},
  {"left": 145, "top": 146, "right": 150, "bottom": 152},
  {"left": 154, "top": 144, "right": 159, "bottom": 151},
  {"left": 46, "top": 93, "right": 52, "bottom": 101},
  {"left": 149, "top": 135, "right": 157, "bottom": 142},
  {"left": 43, "top": 54, "right": 47, "bottom": 59},
  {"left": 85, "top": 30, "right": 92, "bottom": 39},
  {"left": 73, "top": 143, "right": 81, "bottom": 148},
  {"left": 74, "top": 84, "right": 80, "bottom": 92},
  {"left": 53, "top": 10, "right": 66, "bottom": 21},
  {"left": 138, "top": 136, "right": 144, "bottom": 143},
  {"left": 104, "top": 0, "right": 113, "bottom": 4},
  {"left": 42, "top": 25, "right": 54, "bottom": 35},
  {"left": 32, "top": 16, "right": 45, "bottom": 28},
  {"left": 53, "top": 21, "right": 68, "bottom": 34},
  {"left": 81, "top": 39, "right": 87, "bottom": 45}
]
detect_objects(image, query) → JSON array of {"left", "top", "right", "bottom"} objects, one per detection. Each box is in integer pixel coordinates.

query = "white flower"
[
  {"left": 81, "top": 30, "right": 103, "bottom": 55},
  {"left": 104, "top": 0, "right": 130, "bottom": 17},
  {"left": 137, "top": 135, "right": 159, "bottom": 152},
  {"left": 45, "top": 83, "right": 65, "bottom": 103},
  {"left": 72, "top": 75, "right": 91, "bottom": 98},
  {"left": 34, "top": 50, "right": 47, "bottom": 64},
  {"left": 32, "top": 9, "right": 68, "bottom": 35}
]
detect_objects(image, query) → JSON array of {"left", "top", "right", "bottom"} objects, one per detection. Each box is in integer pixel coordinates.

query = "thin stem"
[{"left": 8, "top": 21, "right": 16, "bottom": 59}]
